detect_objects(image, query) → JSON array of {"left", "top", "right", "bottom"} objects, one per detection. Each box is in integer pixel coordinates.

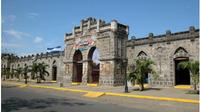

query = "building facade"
[
  {"left": 2, "top": 18, "right": 199, "bottom": 87},
  {"left": 2, "top": 51, "right": 64, "bottom": 81}
]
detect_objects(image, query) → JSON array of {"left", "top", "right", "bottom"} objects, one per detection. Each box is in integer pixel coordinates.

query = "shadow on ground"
[
  {"left": 1, "top": 85, "right": 18, "bottom": 88},
  {"left": 2, "top": 97, "right": 91, "bottom": 112},
  {"left": 132, "top": 88, "right": 162, "bottom": 91}
]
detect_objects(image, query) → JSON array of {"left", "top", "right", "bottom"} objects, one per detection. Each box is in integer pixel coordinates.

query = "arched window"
[
  {"left": 174, "top": 47, "right": 188, "bottom": 58},
  {"left": 137, "top": 51, "right": 148, "bottom": 59}
]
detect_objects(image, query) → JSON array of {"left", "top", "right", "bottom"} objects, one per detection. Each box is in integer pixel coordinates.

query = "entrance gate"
[{"left": 64, "top": 18, "right": 129, "bottom": 86}]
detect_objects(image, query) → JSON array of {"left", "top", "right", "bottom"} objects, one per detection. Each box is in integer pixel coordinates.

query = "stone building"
[
  {"left": 2, "top": 51, "right": 64, "bottom": 81},
  {"left": 63, "top": 17, "right": 129, "bottom": 86},
  {"left": 127, "top": 26, "right": 199, "bottom": 87},
  {"left": 2, "top": 17, "right": 199, "bottom": 87}
]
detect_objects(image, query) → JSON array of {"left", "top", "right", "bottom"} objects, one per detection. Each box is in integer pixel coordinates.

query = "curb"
[
  {"left": 3, "top": 82, "right": 199, "bottom": 104},
  {"left": 174, "top": 85, "right": 192, "bottom": 89},
  {"left": 105, "top": 92, "right": 199, "bottom": 104}
]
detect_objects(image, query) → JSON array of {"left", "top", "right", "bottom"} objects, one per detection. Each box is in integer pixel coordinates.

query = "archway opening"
[
  {"left": 174, "top": 57, "right": 190, "bottom": 85},
  {"left": 52, "top": 61, "right": 57, "bottom": 81},
  {"left": 88, "top": 47, "right": 100, "bottom": 83},
  {"left": 73, "top": 50, "right": 83, "bottom": 82},
  {"left": 137, "top": 51, "right": 149, "bottom": 84},
  {"left": 144, "top": 73, "right": 148, "bottom": 84},
  {"left": 52, "top": 65, "right": 57, "bottom": 81}
]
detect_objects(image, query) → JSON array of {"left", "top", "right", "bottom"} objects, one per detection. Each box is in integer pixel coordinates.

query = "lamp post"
[{"left": 123, "top": 59, "right": 128, "bottom": 93}]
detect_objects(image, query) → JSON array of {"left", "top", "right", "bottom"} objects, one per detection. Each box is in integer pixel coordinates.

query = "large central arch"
[
  {"left": 87, "top": 47, "right": 100, "bottom": 83},
  {"left": 73, "top": 50, "right": 83, "bottom": 82}
]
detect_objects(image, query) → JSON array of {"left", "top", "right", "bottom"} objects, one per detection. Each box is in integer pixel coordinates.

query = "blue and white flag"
[{"left": 47, "top": 46, "right": 62, "bottom": 52}]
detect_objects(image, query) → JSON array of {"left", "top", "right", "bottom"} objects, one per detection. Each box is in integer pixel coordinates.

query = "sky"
[{"left": 1, "top": 0, "right": 199, "bottom": 56}]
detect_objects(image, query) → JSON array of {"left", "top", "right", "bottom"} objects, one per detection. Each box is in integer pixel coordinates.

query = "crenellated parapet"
[
  {"left": 64, "top": 17, "right": 129, "bottom": 42},
  {"left": 18, "top": 51, "right": 64, "bottom": 62},
  {"left": 127, "top": 26, "right": 199, "bottom": 47}
]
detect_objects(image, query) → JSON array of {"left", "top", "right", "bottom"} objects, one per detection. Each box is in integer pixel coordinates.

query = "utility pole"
[{"left": 123, "top": 59, "right": 128, "bottom": 93}]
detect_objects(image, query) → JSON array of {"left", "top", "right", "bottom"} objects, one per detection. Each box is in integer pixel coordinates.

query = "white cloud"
[
  {"left": 3, "top": 29, "right": 31, "bottom": 39},
  {"left": 28, "top": 13, "right": 39, "bottom": 18},
  {"left": 2, "top": 43, "right": 23, "bottom": 48},
  {"left": 7, "top": 15, "right": 16, "bottom": 22},
  {"left": 33, "top": 36, "right": 43, "bottom": 43}
]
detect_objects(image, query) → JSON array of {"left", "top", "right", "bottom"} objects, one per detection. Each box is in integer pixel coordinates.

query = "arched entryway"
[
  {"left": 174, "top": 47, "right": 190, "bottom": 85},
  {"left": 52, "top": 61, "right": 57, "bottom": 81},
  {"left": 137, "top": 51, "right": 149, "bottom": 84},
  {"left": 52, "top": 65, "right": 57, "bottom": 81},
  {"left": 73, "top": 50, "right": 83, "bottom": 82},
  {"left": 174, "top": 57, "right": 190, "bottom": 85},
  {"left": 88, "top": 47, "right": 100, "bottom": 83}
]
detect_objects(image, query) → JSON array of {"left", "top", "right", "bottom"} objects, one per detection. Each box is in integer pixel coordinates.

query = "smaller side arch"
[
  {"left": 174, "top": 47, "right": 188, "bottom": 54},
  {"left": 173, "top": 47, "right": 190, "bottom": 85},
  {"left": 52, "top": 60, "right": 57, "bottom": 81},
  {"left": 174, "top": 47, "right": 189, "bottom": 58},
  {"left": 137, "top": 51, "right": 148, "bottom": 59}
]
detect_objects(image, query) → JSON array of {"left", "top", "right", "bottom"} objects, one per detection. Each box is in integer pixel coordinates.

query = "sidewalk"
[{"left": 2, "top": 80, "right": 199, "bottom": 104}]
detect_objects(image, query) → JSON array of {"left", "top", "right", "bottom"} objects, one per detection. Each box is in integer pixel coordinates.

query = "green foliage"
[
  {"left": 178, "top": 60, "right": 199, "bottom": 91},
  {"left": 29, "top": 62, "right": 39, "bottom": 80},
  {"left": 1, "top": 68, "right": 12, "bottom": 80},
  {"left": 128, "top": 58, "right": 158, "bottom": 91},
  {"left": 22, "top": 66, "right": 29, "bottom": 84},
  {"left": 29, "top": 62, "right": 49, "bottom": 83},
  {"left": 14, "top": 67, "right": 23, "bottom": 81},
  {"left": 38, "top": 62, "right": 49, "bottom": 81}
]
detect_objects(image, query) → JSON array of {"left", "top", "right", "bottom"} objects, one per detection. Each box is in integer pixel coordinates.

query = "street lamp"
[{"left": 123, "top": 59, "right": 128, "bottom": 93}]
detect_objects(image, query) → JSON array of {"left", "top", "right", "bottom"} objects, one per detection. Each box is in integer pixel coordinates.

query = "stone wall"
[
  {"left": 63, "top": 17, "right": 129, "bottom": 86},
  {"left": 127, "top": 27, "right": 199, "bottom": 87},
  {"left": 6, "top": 51, "right": 64, "bottom": 81}
]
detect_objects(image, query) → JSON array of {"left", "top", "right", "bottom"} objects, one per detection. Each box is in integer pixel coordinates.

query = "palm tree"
[
  {"left": 29, "top": 62, "right": 39, "bottom": 83},
  {"left": 29, "top": 62, "right": 49, "bottom": 83},
  {"left": 10, "top": 69, "right": 15, "bottom": 79},
  {"left": 22, "top": 66, "right": 29, "bottom": 84},
  {"left": 128, "top": 59, "right": 157, "bottom": 91},
  {"left": 1, "top": 68, "right": 11, "bottom": 80},
  {"left": 1, "top": 67, "right": 5, "bottom": 80},
  {"left": 178, "top": 60, "right": 199, "bottom": 91},
  {"left": 14, "top": 67, "right": 23, "bottom": 81},
  {"left": 37, "top": 62, "right": 49, "bottom": 83}
]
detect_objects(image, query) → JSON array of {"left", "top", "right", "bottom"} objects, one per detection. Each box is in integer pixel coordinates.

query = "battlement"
[
  {"left": 17, "top": 51, "right": 64, "bottom": 61},
  {"left": 127, "top": 26, "right": 199, "bottom": 46},
  {"left": 65, "top": 17, "right": 129, "bottom": 41}
]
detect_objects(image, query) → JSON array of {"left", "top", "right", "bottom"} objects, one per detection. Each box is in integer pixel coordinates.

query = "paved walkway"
[{"left": 3, "top": 80, "right": 198, "bottom": 100}]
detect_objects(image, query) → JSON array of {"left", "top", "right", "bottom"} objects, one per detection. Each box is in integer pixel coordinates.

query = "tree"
[
  {"left": 128, "top": 59, "right": 157, "bottom": 91},
  {"left": 178, "top": 60, "right": 199, "bottom": 91},
  {"left": 22, "top": 66, "right": 29, "bottom": 84},
  {"left": 10, "top": 69, "right": 15, "bottom": 79},
  {"left": 1, "top": 68, "right": 11, "bottom": 80},
  {"left": 29, "top": 63, "right": 39, "bottom": 83},
  {"left": 29, "top": 62, "right": 49, "bottom": 83},
  {"left": 14, "top": 67, "right": 23, "bottom": 81},
  {"left": 37, "top": 62, "right": 49, "bottom": 83}
]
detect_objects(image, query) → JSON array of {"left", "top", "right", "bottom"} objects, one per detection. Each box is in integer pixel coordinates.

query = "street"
[
  {"left": 2, "top": 83, "right": 199, "bottom": 112},
  {"left": 2, "top": 84, "right": 151, "bottom": 112}
]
